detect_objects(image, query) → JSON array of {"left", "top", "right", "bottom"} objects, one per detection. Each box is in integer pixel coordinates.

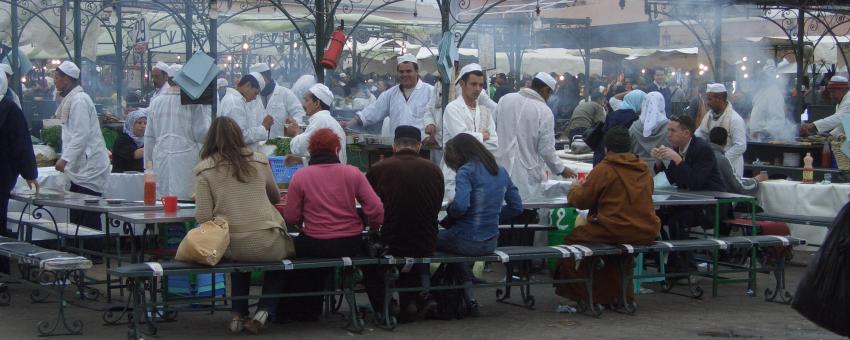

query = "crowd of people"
[{"left": 3, "top": 53, "right": 850, "bottom": 334}]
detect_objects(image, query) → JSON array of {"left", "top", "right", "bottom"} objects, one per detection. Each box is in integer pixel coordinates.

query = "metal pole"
[
  {"left": 289, "top": 31, "right": 295, "bottom": 75},
  {"left": 115, "top": 2, "right": 124, "bottom": 116},
  {"left": 210, "top": 10, "right": 218, "bottom": 117},
  {"left": 74, "top": 0, "right": 82, "bottom": 74},
  {"left": 440, "top": 0, "right": 450, "bottom": 110},
  {"left": 584, "top": 18, "right": 591, "bottom": 100},
  {"left": 795, "top": 9, "right": 805, "bottom": 120},
  {"left": 315, "top": 0, "right": 326, "bottom": 83},
  {"left": 10, "top": 0, "right": 20, "bottom": 97},
  {"left": 713, "top": 5, "right": 722, "bottom": 82},
  {"left": 185, "top": 0, "right": 193, "bottom": 59}
]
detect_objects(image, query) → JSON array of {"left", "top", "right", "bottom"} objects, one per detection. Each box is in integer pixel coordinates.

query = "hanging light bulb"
[{"left": 532, "top": 0, "right": 543, "bottom": 31}]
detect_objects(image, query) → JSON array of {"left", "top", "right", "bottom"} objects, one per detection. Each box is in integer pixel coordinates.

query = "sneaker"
[{"left": 466, "top": 300, "right": 481, "bottom": 317}]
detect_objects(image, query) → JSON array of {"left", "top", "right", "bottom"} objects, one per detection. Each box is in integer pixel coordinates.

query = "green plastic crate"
[{"left": 547, "top": 208, "right": 577, "bottom": 272}]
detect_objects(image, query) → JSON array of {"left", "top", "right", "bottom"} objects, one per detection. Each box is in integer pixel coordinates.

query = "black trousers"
[
  {"left": 659, "top": 205, "right": 713, "bottom": 273},
  {"left": 231, "top": 270, "right": 286, "bottom": 317},
  {"left": 276, "top": 234, "right": 363, "bottom": 322},
  {"left": 69, "top": 182, "right": 102, "bottom": 230},
  {"left": 0, "top": 190, "right": 10, "bottom": 274},
  {"left": 363, "top": 262, "right": 429, "bottom": 316}
]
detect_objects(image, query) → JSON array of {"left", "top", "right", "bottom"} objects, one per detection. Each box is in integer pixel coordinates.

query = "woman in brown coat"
[
  {"left": 554, "top": 127, "right": 661, "bottom": 307},
  {"left": 194, "top": 116, "right": 294, "bottom": 334}
]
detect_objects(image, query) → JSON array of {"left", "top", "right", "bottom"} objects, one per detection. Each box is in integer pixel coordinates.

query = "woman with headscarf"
[
  {"left": 592, "top": 90, "right": 646, "bottom": 165},
  {"left": 629, "top": 91, "right": 671, "bottom": 173},
  {"left": 112, "top": 111, "right": 147, "bottom": 172}
]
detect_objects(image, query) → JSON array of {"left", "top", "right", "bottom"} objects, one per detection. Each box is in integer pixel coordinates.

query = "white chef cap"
[
  {"left": 248, "top": 71, "right": 265, "bottom": 89},
  {"left": 249, "top": 63, "right": 270, "bottom": 73},
  {"left": 534, "top": 72, "right": 557, "bottom": 91},
  {"left": 308, "top": 83, "right": 334, "bottom": 107},
  {"left": 167, "top": 64, "right": 182, "bottom": 78},
  {"left": 58, "top": 61, "right": 80, "bottom": 79},
  {"left": 456, "top": 63, "right": 483, "bottom": 84},
  {"left": 397, "top": 54, "right": 418, "bottom": 65},
  {"left": 706, "top": 83, "right": 727, "bottom": 93},
  {"left": 217, "top": 78, "right": 228, "bottom": 88},
  {"left": 154, "top": 61, "right": 170, "bottom": 74},
  {"left": 829, "top": 76, "right": 849, "bottom": 84}
]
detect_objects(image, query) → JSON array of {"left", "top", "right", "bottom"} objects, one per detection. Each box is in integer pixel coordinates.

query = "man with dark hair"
[
  {"left": 346, "top": 54, "right": 433, "bottom": 137},
  {"left": 493, "top": 73, "right": 512, "bottom": 102},
  {"left": 220, "top": 72, "right": 273, "bottom": 151},
  {"left": 555, "top": 127, "right": 660, "bottom": 307},
  {"left": 287, "top": 84, "right": 347, "bottom": 163},
  {"left": 652, "top": 115, "right": 725, "bottom": 275},
  {"left": 709, "top": 127, "right": 767, "bottom": 195},
  {"left": 565, "top": 92, "right": 607, "bottom": 140},
  {"left": 496, "top": 72, "right": 576, "bottom": 204},
  {"left": 249, "top": 63, "right": 305, "bottom": 139},
  {"left": 363, "top": 125, "right": 444, "bottom": 322},
  {"left": 648, "top": 69, "right": 672, "bottom": 116},
  {"left": 695, "top": 83, "right": 746, "bottom": 179}
]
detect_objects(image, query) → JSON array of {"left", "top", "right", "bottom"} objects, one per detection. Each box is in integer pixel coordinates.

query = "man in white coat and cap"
[
  {"left": 248, "top": 63, "right": 305, "bottom": 138},
  {"left": 695, "top": 83, "right": 747, "bottom": 178},
  {"left": 143, "top": 64, "right": 211, "bottom": 200},
  {"left": 286, "top": 83, "right": 347, "bottom": 163},
  {"left": 801, "top": 76, "right": 850, "bottom": 170},
  {"left": 345, "top": 54, "right": 433, "bottom": 137},
  {"left": 150, "top": 61, "right": 171, "bottom": 102},
  {"left": 1, "top": 63, "right": 20, "bottom": 108},
  {"left": 495, "top": 72, "right": 575, "bottom": 201},
  {"left": 219, "top": 72, "right": 274, "bottom": 151},
  {"left": 435, "top": 63, "right": 499, "bottom": 199},
  {"left": 53, "top": 61, "right": 111, "bottom": 229}
]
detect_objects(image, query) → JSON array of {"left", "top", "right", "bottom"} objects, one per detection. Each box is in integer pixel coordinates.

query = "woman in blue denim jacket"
[{"left": 439, "top": 133, "right": 523, "bottom": 315}]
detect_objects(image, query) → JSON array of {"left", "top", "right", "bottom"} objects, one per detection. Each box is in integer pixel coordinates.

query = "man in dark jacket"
[
  {"left": 648, "top": 69, "right": 672, "bottom": 117},
  {"left": 653, "top": 115, "right": 725, "bottom": 274},
  {"left": 363, "top": 125, "right": 444, "bottom": 322},
  {"left": 0, "top": 75, "right": 39, "bottom": 277}
]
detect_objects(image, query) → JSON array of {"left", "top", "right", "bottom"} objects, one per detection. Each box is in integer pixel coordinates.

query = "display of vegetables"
[
  {"left": 40, "top": 126, "right": 62, "bottom": 151},
  {"left": 266, "top": 137, "right": 292, "bottom": 156}
]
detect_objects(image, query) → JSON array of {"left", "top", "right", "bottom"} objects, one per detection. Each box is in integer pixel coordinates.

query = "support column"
[
  {"left": 210, "top": 7, "right": 218, "bottom": 117},
  {"left": 74, "top": 0, "right": 82, "bottom": 75},
  {"left": 10, "top": 0, "right": 20, "bottom": 96},
  {"left": 795, "top": 9, "right": 805, "bottom": 120},
  {"left": 185, "top": 0, "right": 193, "bottom": 59},
  {"left": 315, "top": 0, "right": 326, "bottom": 83},
  {"left": 440, "top": 0, "right": 450, "bottom": 109},
  {"left": 713, "top": 5, "right": 722, "bottom": 82},
  {"left": 584, "top": 18, "right": 591, "bottom": 100},
  {"left": 115, "top": 2, "right": 124, "bottom": 116}
]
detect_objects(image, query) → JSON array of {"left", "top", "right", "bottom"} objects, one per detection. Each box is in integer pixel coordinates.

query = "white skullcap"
[
  {"left": 154, "top": 61, "right": 170, "bottom": 73},
  {"left": 706, "top": 83, "right": 727, "bottom": 93},
  {"left": 308, "top": 83, "right": 334, "bottom": 107},
  {"left": 397, "top": 54, "right": 418, "bottom": 65},
  {"left": 58, "top": 61, "right": 80, "bottom": 79},
  {"left": 456, "top": 63, "right": 483, "bottom": 84},
  {"left": 534, "top": 72, "right": 557, "bottom": 91},
  {"left": 339, "top": 72, "right": 347, "bottom": 78},
  {"left": 167, "top": 64, "right": 182, "bottom": 78},
  {"left": 248, "top": 71, "right": 265, "bottom": 89},
  {"left": 829, "top": 76, "right": 849, "bottom": 84},
  {"left": 0, "top": 63, "right": 12, "bottom": 76},
  {"left": 217, "top": 78, "right": 228, "bottom": 88},
  {"left": 249, "top": 63, "right": 270, "bottom": 73}
]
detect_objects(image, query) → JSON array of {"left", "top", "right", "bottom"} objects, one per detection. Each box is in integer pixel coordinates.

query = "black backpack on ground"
[{"left": 427, "top": 263, "right": 466, "bottom": 320}]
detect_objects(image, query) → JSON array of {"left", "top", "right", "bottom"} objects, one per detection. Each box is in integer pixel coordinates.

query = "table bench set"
[{"left": 0, "top": 188, "right": 821, "bottom": 339}]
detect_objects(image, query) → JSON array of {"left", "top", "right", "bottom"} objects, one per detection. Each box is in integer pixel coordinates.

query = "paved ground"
[{"left": 0, "top": 251, "right": 841, "bottom": 340}]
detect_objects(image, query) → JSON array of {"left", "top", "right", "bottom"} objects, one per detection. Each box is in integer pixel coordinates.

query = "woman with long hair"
[
  {"left": 193, "top": 116, "right": 294, "bottom": 334},
  {"left": 440, "top": 133, "right": 523, "bottom": 316}
]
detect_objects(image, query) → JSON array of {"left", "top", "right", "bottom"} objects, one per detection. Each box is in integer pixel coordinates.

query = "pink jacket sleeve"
[
  {"left": 283, "top": 174, "right": 305, "bottom": 225},
  {"left": 353, "top": 167, "right": 384, "bottom": 228}
]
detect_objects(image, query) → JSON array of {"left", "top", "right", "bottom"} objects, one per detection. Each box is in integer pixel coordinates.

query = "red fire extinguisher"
[{"left": 321, "top": 24, "right": 346, "bottom": 70}]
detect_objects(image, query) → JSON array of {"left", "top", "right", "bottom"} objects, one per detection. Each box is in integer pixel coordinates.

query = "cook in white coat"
[
  {"left": 495, "top": 72, "right": 575, "bottom": 200},
  {"left": 218, "top": 72, "right": 274, "bottom": 150},
  {"left": 150, "top": 61, "right": 171, "bottom": 101},
  {"left": 695, "top": 83, "right": 747, "bottom": 178},
  {"left": 143, "top": 64, "right": 211, "bottom": 200},
  {"left": 248, "top": 63, "right": 306, "bottom": 137},
  {"left": 0, "top": 63, "right": 20, "bottom": 108},
  {"left": 286, "top": 84, "right": 347, "bottom": 163},
  {"left": 801, "top": 76, "right": 850, "bottom": 170},
  {"left": 52, "top": 61, "right": 111, "bottom": 228},
  {"left": 345, "top": 54, "right": 433, "bottom": 137}
]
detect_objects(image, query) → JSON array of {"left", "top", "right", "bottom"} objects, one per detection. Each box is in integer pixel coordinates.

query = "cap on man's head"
[
  {"left": 603, "top": 126, "right": 632, "bottom": 153},
  {"left": 167, "top": 64, "right": 183, "bottom": 78},
  {"left": 308, "top": 83, "right": 334, "bottom": 107},
  {"left": 397, "top": 54, "right": 418, "bottom": 65},
  {"left": 1, "top": 63, "right": 12, "bottom": 76},
  {"left": 249, "top": 63, "right": 270, "bottom": 73},
  {"left": 456, "top": 63, "right": 483, "bottom": 84},
  {"left": 534, "top": 72, "right": 557, "bottom": 91},
  {"left": 58, "top": 61, "right": 80, "bottom": 79},
  {"left": 217, "top": 78, "right": 228, "bottom": 88},
  {"left": 706, "top": 83, "right": 727, "bottom": 93},
  {"left": 248, "top": 71, "right": 265, "bottom": 89},
  {"left": 394, "top": 125, "right": 421, "bottom": 142},
  {"left": 828, "top": 75, "right": 849, "bottom": 90},
  {"left": 154, "top": 61, "right": 170, "bottom": 73}
]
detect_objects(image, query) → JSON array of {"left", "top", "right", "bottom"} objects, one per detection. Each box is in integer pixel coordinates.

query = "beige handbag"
[{"left": 175, "top": 217, "right": 230, "bottom": 266}]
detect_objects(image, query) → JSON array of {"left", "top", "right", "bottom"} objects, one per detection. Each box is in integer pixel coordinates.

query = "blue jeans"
[{"left": 436, "top": 229, "right": 497, "bottom": 302}]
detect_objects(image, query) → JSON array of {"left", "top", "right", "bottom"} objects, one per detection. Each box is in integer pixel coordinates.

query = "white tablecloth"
[
  {"left": 14, "top": 167, "right": 144, "bottom": 201},
  {"left": 756, "top": 180, "right": 850, "bottom": 249}
]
